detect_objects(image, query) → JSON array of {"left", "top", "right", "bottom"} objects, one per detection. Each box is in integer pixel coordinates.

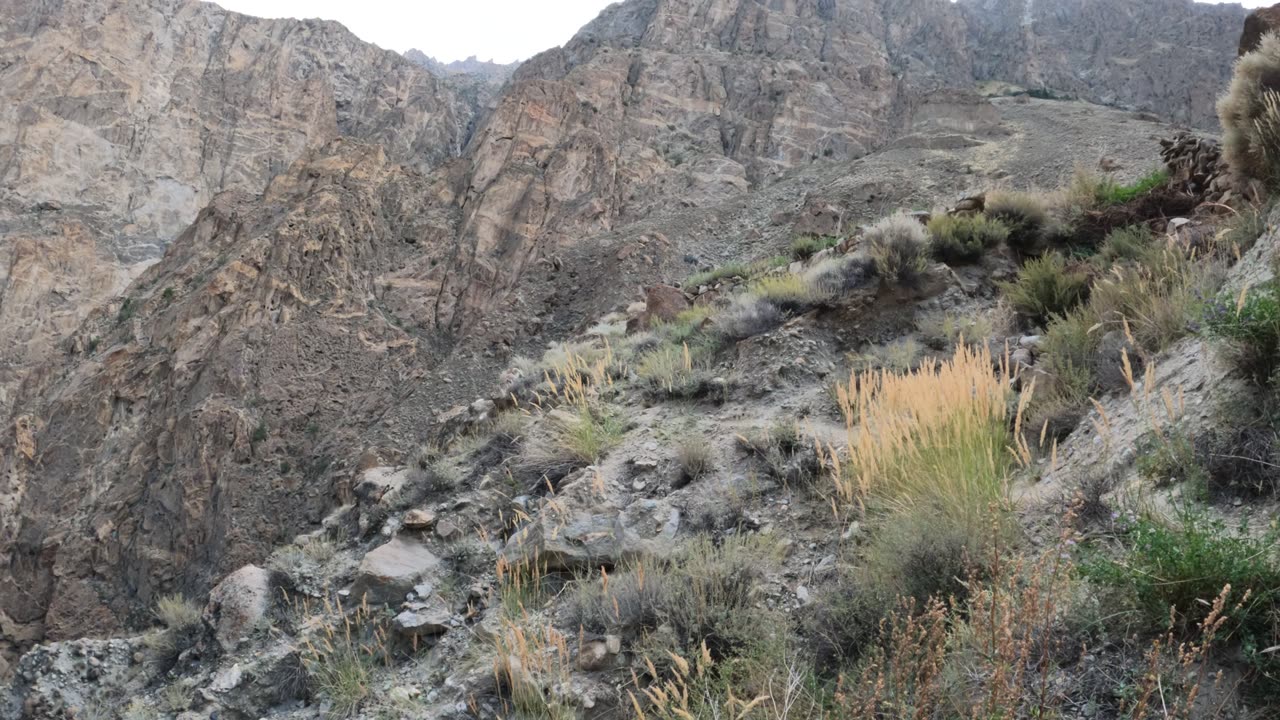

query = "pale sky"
[
  {"left": 211, "top": 0, "right": 1271, "bottom": 65},
  {"left": 212, "top": 0, "right": 616, "bottom": 64}
]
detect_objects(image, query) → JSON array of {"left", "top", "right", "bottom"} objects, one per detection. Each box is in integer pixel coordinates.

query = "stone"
[
  {"left": 393, "top": 599, "right": 452, "bottom": 639},
  {"left": 605, "top": 635, "right": 622, "bottom": 655},
  {"left": 501, "top": 500, "right": 680, "bottom": 571},
  {"left": 1240, "top": 4, "right": 1280, "bottom": 56},
  {"left": 205, "top": 565, "right": 274, "bottom": 651},
  {"left": 577, "top": 640, "right": 612, "bottom": 671},
  {"left": 351, "top": 536, "right": 443, "bottom": 605},
  {"left": 435, "top": 517, "right": 464, "bottom": 541},
  {"left": 403, "top": 509, "right": 438, "bottom": 531}
]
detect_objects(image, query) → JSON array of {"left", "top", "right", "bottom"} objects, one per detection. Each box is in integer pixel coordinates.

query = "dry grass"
[
  {"left": 915, "top": 309, "right": 998, "bottom": 350},
  {"left": 297, "top": 595, "right": 391, "bottom": 718},
  {"left": 863, "top": 213, "right": 929, "bottom": 287},
  {"left": 827, "top": 343, "right": 1019, "bottom": 524},
  {"left": 751, "top": 273, "right": 828, "bottom": 312},
  {"left": 676, "top": 437, "right": 713, "bottom": 483},
  {"left": 1219, "top": 33, "right": 1280, "bottom": 189},
  {"left": 493, "top": 618, "right": 575, "bottom": 719},
  {"left": 154, "top": 594, "right": 203, "bottom": 632},
  {"left": 716, "top": 294, "right": 786, "bottom": 340}
]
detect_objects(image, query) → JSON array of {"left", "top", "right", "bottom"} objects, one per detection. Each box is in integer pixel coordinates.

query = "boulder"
[
  {"left": 393, "top": 596, "right": 452, "bottom": 639},
  {"left": 627, "top": 285, "right": 690, "bottom": 332},
  {"left": 501, "top": 499, "right": 680, "bottom": 570},
  {"left": 351, "top": 536, "right": 443, "bottom": 605},
  {"left": 403, "top": 508, "right": 437, "bottom": 530},
  {"left": 204, "top": 565, "right": 275, "bottom": 651},
  {"left": 1240, "top": 4, "right": 1280, "bottom": 56}
]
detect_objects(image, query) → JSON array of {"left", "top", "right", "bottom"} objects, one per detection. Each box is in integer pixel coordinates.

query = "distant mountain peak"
[{"left": 403, "top": 49, "right": 519, "bottom": 85}]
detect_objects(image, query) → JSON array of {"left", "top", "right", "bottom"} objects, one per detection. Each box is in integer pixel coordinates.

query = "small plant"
[
  {"left": 1098, "top": 169, "right": 1169, "bottom": 206},
  {"left": 676, "top": 437, "right": 713, "bottom": 484},
  {"left": 1219, "top": 33, "right": 1280, "bottom": 189},
  {"left": 1202, "top": 281, "right": 1280, "bottom": 386},
  {"left": 298, "top": 596, "right": 390, "bottom": 718},
  {"left": 790, "top": 234, "right": 839, "bottom": 260},
  {"left": 863, "top": 212, "right": 929, "bottom": 287},
  {"left": 927, "top": 213, "right": 1009, "bottom": 263},
  {"left": 154, "top": 593, "right": 203, "bottom": 632},
  {"left": 1136, "top": 430, "right": 1207, "bottom": 490},
  {"left": 1001, "top": 253, "right": 1090, "bottom": 326},
  {"left": 1220, "top": 200, "right": 1273, "bottom": 258},
  {"left": 686, "top": 262, "right": 750, "bottom": 289},
  {"left": 117, "top": 297, "right": 137, "bottom": 323},
  {"left": 804, "top": 254, "right": 878, "bottom": 297},
  {"left": 554, "top": 404, "right": 625, "bottom": 465},
  {"left": 715, "top": 295, "right": 785, "bottom": 341},
  {"left": 251, "top": 420, "right": 269, "bottom": 444},
  {"left": 986, "top": 190, "right": 1049, "bottom": 254},
  {"left": 1098, "top": 224, "right": 1154, "bottom": 265},
  {"left": 750, "top": 273, "right": 825, "bottom": 312}
]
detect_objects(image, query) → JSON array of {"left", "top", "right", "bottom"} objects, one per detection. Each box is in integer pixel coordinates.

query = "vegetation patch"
[{"left": 927, "top": 212, "right": 1009, "bottom": 264}]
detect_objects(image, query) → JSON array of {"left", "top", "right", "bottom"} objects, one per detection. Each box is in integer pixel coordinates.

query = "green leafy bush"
[
  {"left": 927, "top": 213, "right": 1009, "bottom": 264},
  {"left": 863, "top": 212, "right": 929, "bottom": 286},
  {"left": 1099, "top": 169, "right": 1170, "bottom": 206},
  {"left": 986, "top": 191, "right": 1049, "bottom": 254},
  {"left": 1001, "top": 253, "right": 1090, "bottom": 326},
  {"left": 1202, "top": 282, "right": 1280, "bottom": 385},
  {"left": 1082, "top": 512, "right": 1280, "bottom": 646}
]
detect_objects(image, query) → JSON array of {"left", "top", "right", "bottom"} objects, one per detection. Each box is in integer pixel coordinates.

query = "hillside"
[{"left": 1, "top": 0, "right": 1277, "bottom": 718}]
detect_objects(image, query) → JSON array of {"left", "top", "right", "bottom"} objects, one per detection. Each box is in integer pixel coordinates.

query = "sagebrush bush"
[
  {"left": 1001, "top": 253, "right": 1090, "bottom": 326},
  {"left": 927, "top": 213, "right": 1009, "bottom": 263},
  {"left": 1219, "top": 33, "right": 1280, "bottom": 189},
  {"left": 986, "top": 190, "right": 1049, "bottom": 254},
  {"left": 804, "top": 254, "right": 878, "bottom": 296},
  {"left": 1202, "top": 281, "right": 1280, "bottom": 385},
  {"left": 715, "top": 294, "right": 784, "bottom": 340},
  {"left": 863, "top": 212, "right": 929, "bottom": 286}
]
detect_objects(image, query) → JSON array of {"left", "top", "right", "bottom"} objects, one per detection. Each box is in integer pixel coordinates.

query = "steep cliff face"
[
  {"left": 0, "top": 0, "right": 472, "bottom": 415},
  {"left": 960, "top": 0, "right": 1248, "bottom": 129},
  {"left": 436, "top": 0, "right": 975, "bottom": 330},
  {"left": 0, "top": 139, "right": 465, "bottom": 656}
]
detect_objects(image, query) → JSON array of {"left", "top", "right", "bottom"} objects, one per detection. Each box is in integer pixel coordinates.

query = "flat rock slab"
[{"left": 351, "top": 536, "right": 442, "bottom": 605}]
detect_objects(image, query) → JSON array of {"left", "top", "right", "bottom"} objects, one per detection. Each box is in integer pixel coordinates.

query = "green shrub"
[
  {"left": 117, "top": 297, "right": 137, "bottom": 323},
  {"left": 1082, "top": 512, "right": 1280, "bottom": 645},
  {"left": 790, "top": 234, "right": 839, "bottom": 260},
  {"left": 986, "top": 191, "right": 1049, "bottom": 254},
  {"left": 686, "top": 262, "right": 749, "bottom": 289},
  {"left": 864, "top": 212, "right": 929, "bottom": 286},
  {"left": 1219, "top": 33, "right": 1280, "bottom": 189},
  {"left": 1136, "top": 431, "right": 1207, "bottom": 491},
  {"left": 635, "top": 343, "right": 715, "bottom": 399},
  {"left": 1098, "top": 224, "right": 1154, "bottom": 265},
  {"left": 1000, "top": 253, "right": 1090, "bottom": 326},
  {"left": 1098, "top": 169, "right": 1169, "bottom": 206},
  {"left": 1202, "top": 281, "right": 1280, "bottom": 385},
  {"left": 927, "top": 213, "right": 1009, "bottom": 263}
]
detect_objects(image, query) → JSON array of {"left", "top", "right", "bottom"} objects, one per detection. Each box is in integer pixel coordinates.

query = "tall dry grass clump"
[
  {"left": 827, "top": 343, "right": 1020, "bottom": 523},
  {"left": 1219, "top": 32, "right": 1280, "bottom": 189},
  {"left": 863, "top": 213, "right": 929, "bottom": 287}
]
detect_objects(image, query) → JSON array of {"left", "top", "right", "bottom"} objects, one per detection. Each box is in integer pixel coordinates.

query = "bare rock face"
[
  {"left": 0, "top": 140, "right": 459, "bottom": 655},
  {"left": 0, "top": 0, "right": 473, "bottom": 415},
  {"left": 960, "top": 0, "right": 1248, "bottom": 129},
  {"left": 1239, "top": 4, "right": 1280, "bottom": 56}
]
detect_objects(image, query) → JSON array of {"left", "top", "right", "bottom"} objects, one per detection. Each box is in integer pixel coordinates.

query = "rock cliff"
[{"left": 960, "top": 0, "right": 1248, "bottom": 129}]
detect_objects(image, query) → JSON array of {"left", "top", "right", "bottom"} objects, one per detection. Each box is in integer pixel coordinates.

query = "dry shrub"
[
  {"left": 298, "top": 596, "right": 392, "bottom": 719},
  {"left": 716, "top": 295, "right": 785, "bottom": 340},
  {"left": 1219, "top": 32, "right": 1280, "bottom": 189},
  {"left": 676, "top": 437, "right": 713, "bottom": 484},
  {"left": 986, "top": 190, "right": 1049, "bottom": 254},
  {"left": 751, "top": 273, "right": 827, "bottom": 313},
  {"left": 864, "top": 213, "right": 929, "bottom": 287},
  {"left": 805, "top": 254, "right": 878, "bottom": 297}
]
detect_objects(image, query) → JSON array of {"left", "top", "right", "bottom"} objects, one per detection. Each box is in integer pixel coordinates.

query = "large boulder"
[
  {"left": 351, "top": 536, "right": 443, "bottom": 605},
  {"left": 1240, "top": 4, "right": 1280, "bottom": 56},
  {"left": 204, "top": 565, "right": 276, "bottom": 651}
]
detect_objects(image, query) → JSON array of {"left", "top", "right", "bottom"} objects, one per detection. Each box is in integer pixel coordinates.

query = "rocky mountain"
[
  {"left": 0, "top": 0, "right": 1264, "bottom": 697},
  {"left": 403, "top": 51, "right": 519, "bottom": 85},
  {"left": 0, "top": 0, "right": 474, "bottom": 415},
  {"left": 960, "top": 0, "right": 1249, "bottom": 129}
]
